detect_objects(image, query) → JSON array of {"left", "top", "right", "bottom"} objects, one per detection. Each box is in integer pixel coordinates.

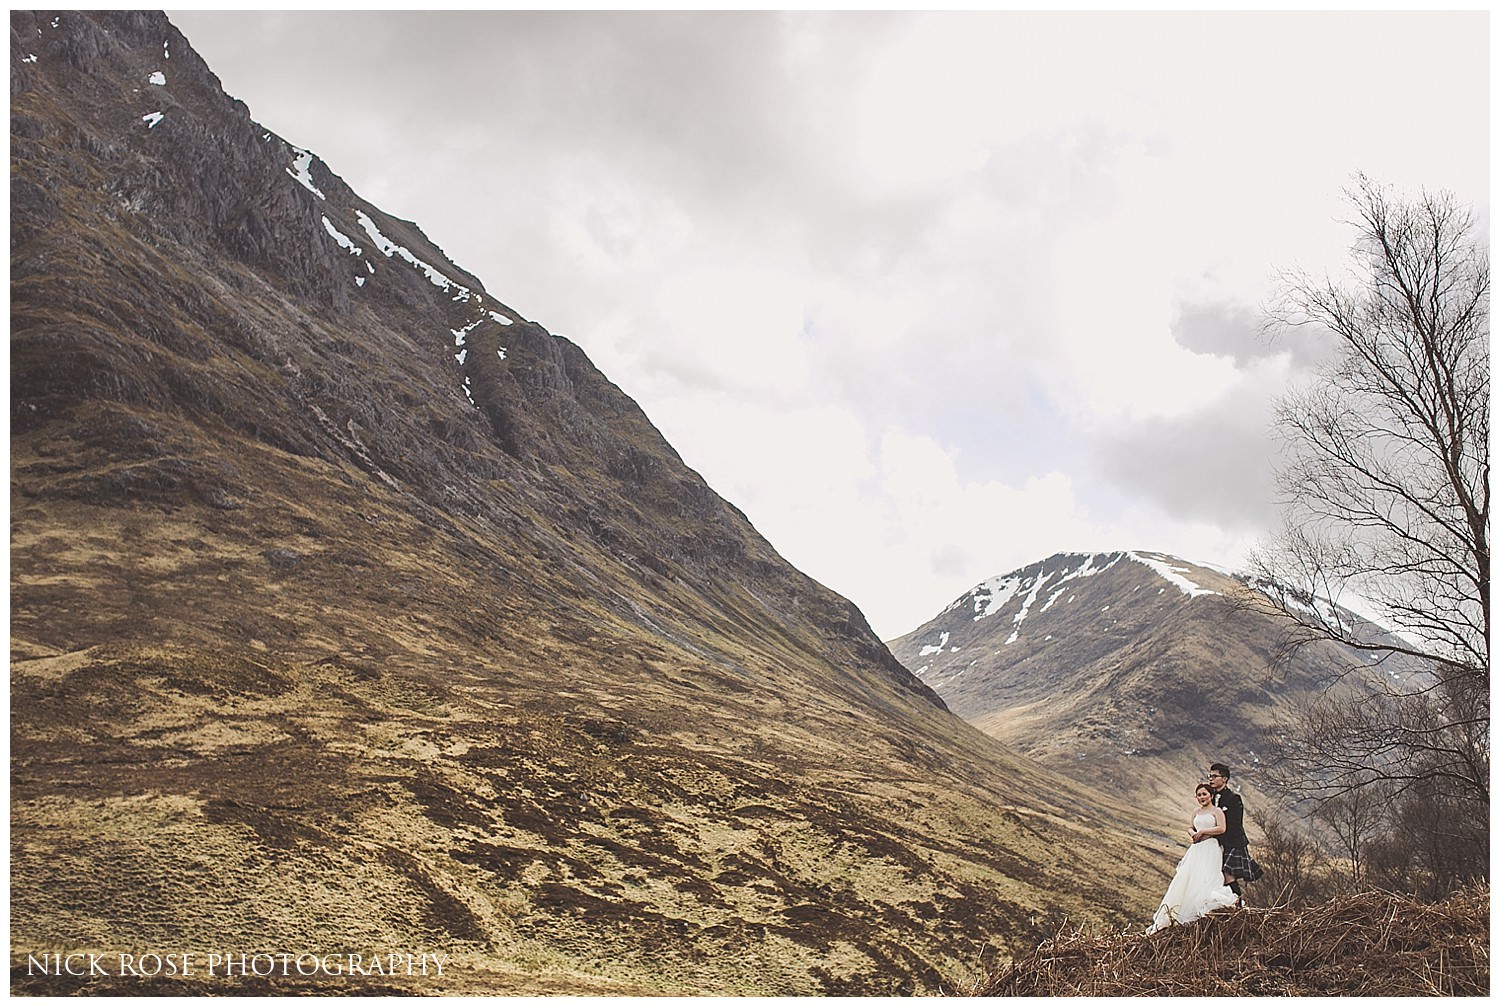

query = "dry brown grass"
[{"left": 961, "top": 887, "right": 1489, "bottom": 997}]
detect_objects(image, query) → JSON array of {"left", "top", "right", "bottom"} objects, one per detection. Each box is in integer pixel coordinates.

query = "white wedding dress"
[{"left": 1147, "top": 810, "right": 1240, "bottom": 933}]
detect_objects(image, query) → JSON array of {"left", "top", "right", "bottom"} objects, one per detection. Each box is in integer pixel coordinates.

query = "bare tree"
[
  {"left": 1255, "top": 809, "right": 1330, "bottom": 906},
  {"left": 1314, "top": 773, "right": 1389, "bottom": 888},
  {"left": 1249, "top": 174, "right": 1489, "bottom": 885}
]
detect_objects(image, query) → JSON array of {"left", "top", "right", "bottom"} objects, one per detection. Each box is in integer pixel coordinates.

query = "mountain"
[
  {"left": 887, "top": 551, "right": 1420, "bottom": 828},
  {"left": 9, "top": 12, "right": 1179, "bottom": 995}
]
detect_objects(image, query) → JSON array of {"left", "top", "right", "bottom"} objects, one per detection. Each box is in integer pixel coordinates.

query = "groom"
[{"left": 1207, "top": 762, "right": 1255, "bottom": 900}]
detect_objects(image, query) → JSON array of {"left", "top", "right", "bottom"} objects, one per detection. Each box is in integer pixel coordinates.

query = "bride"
[{"left": 1147, "top": 783, "right": 1240, "bottom": 933}]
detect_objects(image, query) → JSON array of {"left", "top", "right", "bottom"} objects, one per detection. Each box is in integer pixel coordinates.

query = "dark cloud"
[
  {"left": 1171, "top": 302, "right": 1263, "bottom": 361},
  {"left": 1172, "top": 300, "right": 1341, "bottom": 371},
  {"left": 1090, "top": 391, "right": 1280, "bottom": 532}
]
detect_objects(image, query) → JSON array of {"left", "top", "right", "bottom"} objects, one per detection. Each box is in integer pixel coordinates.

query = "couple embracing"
[{"left": 1146, "top": 762, "right": 1259, "bottom": 934}]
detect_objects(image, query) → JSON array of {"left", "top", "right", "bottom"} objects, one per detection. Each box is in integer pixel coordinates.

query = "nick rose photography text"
[{"left": 23, "top": 951, "right": 450, "bottom": 978}]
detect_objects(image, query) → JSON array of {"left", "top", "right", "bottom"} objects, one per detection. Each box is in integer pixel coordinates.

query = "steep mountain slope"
[
  {"left": 888, "top": 551, "right": 1416, "bottom": 827},
  {"left": 10, "top": 12, "right": 1176, "bottom": 995}
]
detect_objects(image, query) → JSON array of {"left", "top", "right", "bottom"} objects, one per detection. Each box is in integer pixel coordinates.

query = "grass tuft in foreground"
[{"left": 959, "top": 887, "right": 1489, "bottom": 997}]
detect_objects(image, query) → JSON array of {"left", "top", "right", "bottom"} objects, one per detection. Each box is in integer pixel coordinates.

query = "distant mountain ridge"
[
  {"left": 888, "top": 551, "right": 1414, "bottom": 826},
  {"left": 930, "top": 551, "right": 1227, "bottom": 651}
]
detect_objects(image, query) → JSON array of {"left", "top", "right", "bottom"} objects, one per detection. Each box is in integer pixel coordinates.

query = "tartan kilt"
[{"left": 1222, "top": 846, "right": 1262, "bottom": 882}]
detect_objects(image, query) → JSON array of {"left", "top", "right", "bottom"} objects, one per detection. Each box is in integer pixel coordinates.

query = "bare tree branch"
[{"left": 1252, "top": 175, "right": 1489, "bottom": 890}]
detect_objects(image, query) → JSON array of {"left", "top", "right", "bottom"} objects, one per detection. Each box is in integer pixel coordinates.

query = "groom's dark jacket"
[{"left": 1214, "top": 787, "right": 1249, "bottom": 849}]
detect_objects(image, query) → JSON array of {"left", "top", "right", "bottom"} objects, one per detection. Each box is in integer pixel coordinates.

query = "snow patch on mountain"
[
  {"left": 1126, "top": 551, "right": 1217, "bottom": 598},
  {"left": 949, "top": 552, "right": 1213, "bottom": 632},
  {"left": 450, "top": 315, "right": 511, "bottom": 365},
  {"left": 321, "top": 216, "right": 363, "bottom": 257},
  {"left": 1005, "top": 572, "right": 1053, "bottom": 644},
  {"left": 919, "top": 631, "right": 951, "bottom": 657},
  {"left": 281, "top": 141, "right": 527, "bottom": 398},
  {"left": 1243, "top": 575, "right": 1356, "bottom": 636},
  {"left": 921, "top": 551, "right": 1227, "bottom": 652},
  {"left": 984, "top": 553, "right": 1122, "bottom": 632},
  {"left": 451, "top": 317, "right": 481, "bottom": 348},
  {"left": 931, "top": 552, "right": 1131, "bottom": 648},
  {"left": 321, "top": 216, "right": 374, "bottom": 288},
  {"left": 287, "top": 149, "right": 326, "bottom": 200},
  {"left": 965, "top": 575, "right": 1022, "bottom": 620},
  {"left": 354, "top": 209, "right": 490, "bottom": 308}
]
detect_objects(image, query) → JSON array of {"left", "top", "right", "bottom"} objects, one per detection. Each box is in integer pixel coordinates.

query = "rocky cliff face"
[{"left": 10, "top": 11, "right": 1174, "bottom": 995}]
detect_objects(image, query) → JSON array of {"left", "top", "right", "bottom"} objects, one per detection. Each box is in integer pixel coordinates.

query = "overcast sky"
[{"left": 167, "top": 10, "right": 1489, "bottom": 640}]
